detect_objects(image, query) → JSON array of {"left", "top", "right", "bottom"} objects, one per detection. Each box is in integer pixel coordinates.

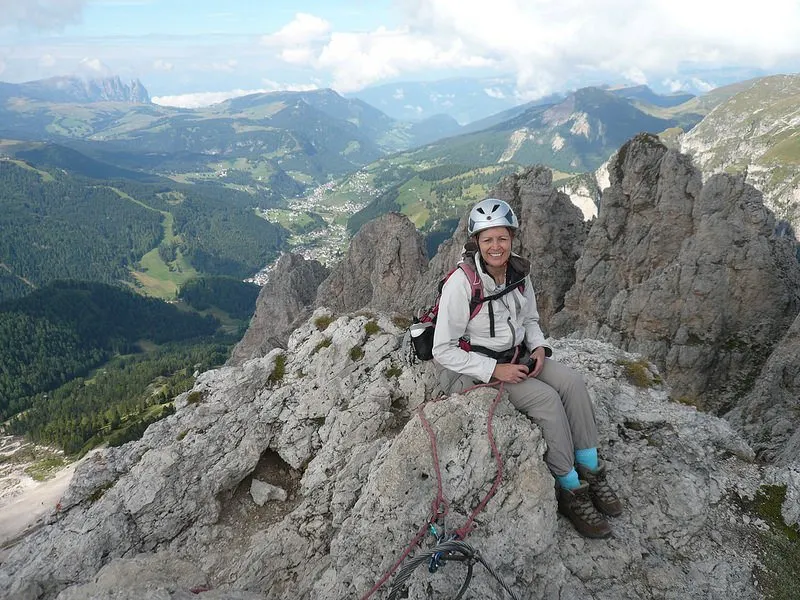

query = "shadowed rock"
[
  {"left": 550, "top": 133, "right": 800, "bottom": 411},
  {"left": 315, "top": 212, "right": 427, "bottom": 315},
  {"left": 228, "top": 253, "right": 328, "bottom": 366},
  {"left": 727, "top": 312, "right": 800, "bottom": 464}
]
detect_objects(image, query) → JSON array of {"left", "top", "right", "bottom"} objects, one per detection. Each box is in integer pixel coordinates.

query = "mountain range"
[
  {"left": 679, "top": 74, "right": 800, "bottom": 231},
  {"left": 1, "top": 134, "right": 798, "bottom": 600},
  {"left": 0, "top": 76, "right": 701, "bottom": 194},
  {"left": 0, "top": 75, "right": 150, "bottom": 105}
]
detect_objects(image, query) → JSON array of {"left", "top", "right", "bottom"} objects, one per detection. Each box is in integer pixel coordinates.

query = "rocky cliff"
[
  {"left": 551, "top": 133, "right": 800, "bottom": 412},
  {"left": 229, "top": 254, "right": 329, "bottom": 365},
  {"left": 2, "top": 316, "right": 795, "bottom": 600},
  {"left": 2, "top": 135, "right": 799, "bottom": 599},
  {"left": 1, "top": 76, "right": 152, "bottom": 104}
]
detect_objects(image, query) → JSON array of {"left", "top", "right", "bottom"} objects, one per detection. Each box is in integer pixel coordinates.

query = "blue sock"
[
  {"left": 575, "top": 447, "right": 599, "bottom": 471},
  {"left": 556, "top": 469, "right": 580, "bottom": 490}
]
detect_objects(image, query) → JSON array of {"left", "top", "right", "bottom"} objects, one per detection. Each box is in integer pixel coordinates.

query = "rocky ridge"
[
  {"left": 551, "top": 134, "right": 800, "bottom": 412},
  {"left": 0, "top": 76, "right": 151, "bottom": 104},
  {"left": 229, "top": 253, "right": 329, "bottom": 366},
  {"left": 1, "top": 316, "right": 792, "bottom": 599},
  {"left": 1, "top": 134, "right": 799, "bottom": 599}
]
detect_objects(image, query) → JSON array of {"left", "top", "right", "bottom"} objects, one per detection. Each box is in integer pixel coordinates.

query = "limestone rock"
[
  {"left": 228, "top": 253, "right": 328, "bottom": 365},
  {"left": 492, "top": 165, "right": 588, "bottom": 332},
  {"left": 315, "top": 212, "right": 427, "bottom": 314},
  {"left": 250, "top": 479, "right": 287, "bottom": 505},
  {"left": 54, "top": 553, "right": 265, "bottom": 600},
  {"left": 0, "top": 312, "right": 787, "bottom": 600},
  {"left": 551, "top": 133, "right": 800, "bottom": 411},
  {"left": 727, "top": 312, "right": 800, "bottom": 464}
]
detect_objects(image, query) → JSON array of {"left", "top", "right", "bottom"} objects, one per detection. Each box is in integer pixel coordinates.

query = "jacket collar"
[{"left": 461, "top": 244, "right": 530, "bottom": 291}]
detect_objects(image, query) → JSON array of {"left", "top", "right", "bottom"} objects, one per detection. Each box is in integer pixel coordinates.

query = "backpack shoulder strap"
[{"left": 456, "top": 261, "right": 484, "bottom": 320}]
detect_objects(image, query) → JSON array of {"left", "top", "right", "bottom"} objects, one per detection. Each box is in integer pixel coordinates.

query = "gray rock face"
[
  {"left": 1, "top": 309, "right": 791, "bottom": 600},
  {"left": 492, "top": 165, "right": 588, "bottom": 332},
  {"left": 727, "top": 312, "right": 800, "bottom": 464},
  {"left": 315, "top": 212, "right": 427, "bottom": 314},
  {"left": 551, "top": 133, "right": 800, "bottom": 411},
  {"left": 228, "top": 253, "right": 328, "bottom": 366}
]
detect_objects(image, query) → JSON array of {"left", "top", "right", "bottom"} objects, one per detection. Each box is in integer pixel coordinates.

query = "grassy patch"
[
  {"left": 268, "top": 354, "right": 287, "bottom": 385},
  {"left": 391, "top": 315, "right": 412, "bottom": 329},
  {"left": 176, "top": 430, "right": 189, "bottom": 441},
  {"left": 674, "top": 394, "right": 701, "bottom": 409},
  {"left": 186, "top": 391, "right": 204, "bottom": 405},
  {"left": 364, "top": 320, "right": 381, "bottom": 337},
  {"left": 314, "top": 315, "right": 335, "bottom": 331},
  {"left": 312, "top": 337, "right": 332, "bottom": 354},
  {"left": 88, "top": 482, "right": 115, "bottom": 503},
  {"left": 618, "top": 359, "right": 661, "bottom": 388},
  {"left": 384, "top": 364, "right": 403, "bottom": 378},
  {"left": 349, "top": 345, "right": 364, "bottom": 361},
  {"left": 24, "top": 456, "right": 66, "bottom": 481},
  {"left": 741, "top": 485, "right": 800, "bottom": 599}
]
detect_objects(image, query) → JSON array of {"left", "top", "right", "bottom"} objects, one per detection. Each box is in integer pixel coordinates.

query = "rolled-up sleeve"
[{"left": 431, "top": 270, "right": 497, "bottom": 382}]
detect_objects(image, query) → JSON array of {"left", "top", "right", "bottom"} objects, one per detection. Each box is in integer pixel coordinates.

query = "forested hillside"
[
  {"left": 346, "top": 162, "right": 522, "bottom": 246},
  {"left": 0, "top": 158, "right": 289, "bottom": 301},
  {"left": 6, "top": 342, "right": 229, "bottom": 454},
  {"left": 0, "top": 280, "right": 218, "bottom": 422},
  {"left": 178, "top": 276, "right": 260, "bottom": 320},
  {"left": 0, "top": 159, "right": 163, "bottom": 299}
]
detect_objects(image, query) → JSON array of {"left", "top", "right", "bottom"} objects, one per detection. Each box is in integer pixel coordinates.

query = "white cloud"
[
  {"left": 153, "top": 59, "right": 173, "bottom": 71},
  {"left": 386, "top": 0, "right": 800, "bottom": 97},
  {"left": 392, "top": 88, "right": 404, "bottom": 100},
  {"left": 6, "top": 1, "right": 800, "bottom": 100},
  {"left": 253, "top": 1, "right": 800, "bottom": 95},
  {"left": 484, "top": 87, "right": 506, "bottom": 99},
  {"left": 403, "top": 104, "right": 423, "bottom": 114},
  {"left": 39, "top": 53, "right": 56, "bottom": 67},
  {"left": 208, "top": 59, "right": 238, "bottom": 72},
  {"left": 152, "top": 81, "right": 319, "bottom": 108},
  {"left": 261, "top": 13, "right": 331, "bottom": 47},
  {"left": 77, "top": 57, "right": 113, "bottom": 76},
  {"left": 311, "top": 28, "right": 492, "bottom": 92},
  {"left": 662, "top": 78, "right": 686, "bottom": 93},
  {"left": 690, "top": 77, "right": 716, "bottom": 92},
  {"left": 623, "top": 67, "right": 648, "bottom": 86},
  {"left": 0, "top": 0, "right": 87, "bottom": 30}
]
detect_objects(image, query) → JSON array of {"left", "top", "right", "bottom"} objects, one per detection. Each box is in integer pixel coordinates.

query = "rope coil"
[{"left": 361, "top": 352, "right": 524, "bottom": 599}]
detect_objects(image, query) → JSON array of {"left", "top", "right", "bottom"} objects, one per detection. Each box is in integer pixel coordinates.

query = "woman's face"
[{"left": 477, "top": 226, "right": 513, "bottom": 270}]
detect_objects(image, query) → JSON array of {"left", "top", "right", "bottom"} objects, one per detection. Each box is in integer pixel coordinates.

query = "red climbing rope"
[{"left": 361, "top": 375, "right": 510, "bottom": 599}]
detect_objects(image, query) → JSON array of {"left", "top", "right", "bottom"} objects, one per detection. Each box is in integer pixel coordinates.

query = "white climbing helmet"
[{"left": 467, "top": 198, "right": 519, "bottom": 237}]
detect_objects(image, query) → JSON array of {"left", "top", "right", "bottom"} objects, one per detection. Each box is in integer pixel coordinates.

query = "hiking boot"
[
  {"left": 576, "top": 463, "right": 623, "bottom": 517},
  {"left": 557, "top": 482, "right": 612, "bottom": 539}
]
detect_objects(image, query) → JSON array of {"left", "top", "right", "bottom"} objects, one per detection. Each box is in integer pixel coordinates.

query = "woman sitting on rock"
[{"left": 432, "top": 198, "right": 622, "bottom": 538}]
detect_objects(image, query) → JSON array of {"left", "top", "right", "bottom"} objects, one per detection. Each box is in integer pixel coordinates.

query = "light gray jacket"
[{"left": 432, "top": 253, "right": 552, "bottom": 383}]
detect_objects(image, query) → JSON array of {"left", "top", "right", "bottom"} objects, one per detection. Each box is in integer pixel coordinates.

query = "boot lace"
[
  {"left": 586, "top": 469, "right": 618, "bottom": 504},
  {"left": 573, "top": 487, "right": 605, "bottom": 525}
]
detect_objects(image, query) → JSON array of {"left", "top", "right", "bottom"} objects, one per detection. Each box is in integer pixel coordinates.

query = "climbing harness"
[{"left": 361, "top": 352, "right": 524, "bottom": 600}]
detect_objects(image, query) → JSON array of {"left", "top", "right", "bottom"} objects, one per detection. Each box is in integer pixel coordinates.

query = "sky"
[{"left": 1, "top": 0, "right": 799, "bottom": 108}]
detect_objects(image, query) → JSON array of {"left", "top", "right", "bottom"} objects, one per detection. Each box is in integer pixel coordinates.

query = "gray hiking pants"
[{"left": 439, "top": 358, "right": 598, "bottom": 476}]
